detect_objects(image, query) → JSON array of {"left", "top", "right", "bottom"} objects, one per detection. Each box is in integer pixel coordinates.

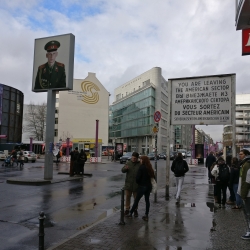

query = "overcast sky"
[{"left": 0, "top": 0, "right": 247, "bottom": 142}]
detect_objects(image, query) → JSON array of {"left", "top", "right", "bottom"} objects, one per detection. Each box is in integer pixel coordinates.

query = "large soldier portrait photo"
[{"left": 34, "top": 40, "right": 66, "bottom": 90}]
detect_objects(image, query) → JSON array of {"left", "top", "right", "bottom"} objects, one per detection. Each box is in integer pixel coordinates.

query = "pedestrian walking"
[
  {"left": 77, "top": 149, "right": 87, "bottom": 175},
  {"left": 171, "top": 152, "right": 189, "bottom": 202},
  {"left": 56, "top": 151, "right": 61, "bottom": 164},
  {"left": 237, "top": 149, "right": 250, "bottom": 240},
  {"left": 121, "top": 152, "right": 140, "bottom": 217},
  {"left": 211, "top": 157, "right": 230, "bottom": 208},
  {"left": 226, "top": 155, "right": 236, "bottom": 205},
  {"left": 229, "top": 157, "right": 242, "bottom": 210},
  {"left": 206, "top": 151, "right": 216, "bottom": 183},
  {"left": 18, "top": 151, "right": 24, "bottom": 170},
  {"left": 126, "top": 156, "right": 155, "bottom": 221},
  {"left": 210, "top": 162, "right": 218, "bottom": 203}
]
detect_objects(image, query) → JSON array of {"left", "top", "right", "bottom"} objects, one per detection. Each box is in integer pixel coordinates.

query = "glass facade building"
[
  {"left": 110, "top": 87, "right": 155, "bottom": 139},
  {"left": 0, "top": 84, "right": 24, "bottom": 143}
]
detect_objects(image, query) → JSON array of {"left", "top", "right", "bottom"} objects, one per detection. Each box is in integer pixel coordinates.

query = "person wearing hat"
[{"left": 34, "top": 40, "right": 66, "bottom": 90}]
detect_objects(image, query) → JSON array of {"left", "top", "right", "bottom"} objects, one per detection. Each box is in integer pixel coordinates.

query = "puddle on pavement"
[
  {"left": 89, "top": 238, "right": 101, "bottom": 243},
  {"left": 77, "top": 207, "right": 118, "bottom": 230}
]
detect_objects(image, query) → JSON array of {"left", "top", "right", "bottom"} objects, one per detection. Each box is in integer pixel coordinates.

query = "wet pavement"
[
  {"left": 46, "top": 164, "right": 250, "bottom": 250},
  {"left": 1, "top": 158, "right": 250, "bottom": 249}
]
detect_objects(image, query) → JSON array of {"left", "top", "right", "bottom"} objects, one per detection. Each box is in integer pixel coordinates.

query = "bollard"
[
  {"left": 38, "top": 211, "right": 46, "bottom": 250},
  {"left": 119, "top": 188, "right": 125, "bottom": 225}
]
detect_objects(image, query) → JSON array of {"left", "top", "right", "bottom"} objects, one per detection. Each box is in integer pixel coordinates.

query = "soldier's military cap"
[{"left": 44, "top": 40, "right": 60, "bottom": 52}]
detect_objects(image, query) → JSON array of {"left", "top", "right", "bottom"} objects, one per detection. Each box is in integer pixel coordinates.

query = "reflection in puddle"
[{"left": 90, "top": 238, "right": 101, "bottom": 243}]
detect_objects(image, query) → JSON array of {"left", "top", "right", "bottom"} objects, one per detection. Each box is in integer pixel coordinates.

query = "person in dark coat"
[
  {"left": 229, "top": 157, "right": 242, "bottom": 209},
  {"left": 77, "top": 149, "right": 87, "bottom": 175},
  {"left": 171, "top": 152, "right": 189, "bottom": 202},
  {"left": 206, "top": 151, "right": 216, "bottom": 182},
  {"left": 226, "top": 155, "right": 236, "bottom": 205},
  {"left": 126, "top": 156, "right": 155, "bottom": 221},
  {"left": 69, "top": 147, "right": 78, "bottom": 177}
]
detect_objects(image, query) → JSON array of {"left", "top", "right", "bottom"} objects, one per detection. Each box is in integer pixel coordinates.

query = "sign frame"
[{"left": 168, "top": 74, "right": 236, "bottom": 126}]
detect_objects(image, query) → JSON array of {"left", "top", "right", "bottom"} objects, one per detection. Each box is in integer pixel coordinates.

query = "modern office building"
[
  {"left": 109, "top": 67, "right": 194, "bottom": 154},
  {"left": 55, "top": 72, "right": 110, "bottom": 155},
  {"left": 174, "top": 125, "right": 193, "bottom": 152},
  {"left": 223, "top": 94, "right": 250, "bottom": 153},
  {"left": 0, "top": 84, "right": 23, "bottom": 144}
]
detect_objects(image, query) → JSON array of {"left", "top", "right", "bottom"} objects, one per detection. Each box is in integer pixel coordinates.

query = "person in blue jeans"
[
  {"left": 230, "top": 157, "right": 242, "bottom": 209},
  {"left": 126, "top": 156, "right": 155, "bottom": 221}
]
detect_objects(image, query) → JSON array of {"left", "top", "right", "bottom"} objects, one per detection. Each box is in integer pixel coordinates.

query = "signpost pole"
[
  {"left": 154, "top": 123, "right": 158, "bottom": 203},
  {"left": 44, "top": 90, "right": 56, "bottom": 180},
  {"left": 153, "top": 111, "right": 161, "bottom": 203}
]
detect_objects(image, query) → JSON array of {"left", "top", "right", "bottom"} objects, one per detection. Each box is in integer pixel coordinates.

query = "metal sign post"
[
  {"left": 153, "top": 111, "right": 161, "bottom": 203},
  {"left": 154, "top": 123, "right": 158, "bottom": 203}
]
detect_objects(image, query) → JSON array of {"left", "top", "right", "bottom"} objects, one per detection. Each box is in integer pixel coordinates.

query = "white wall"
[{"left": 57, "top": 72, "right": 109, "bottom": 145}]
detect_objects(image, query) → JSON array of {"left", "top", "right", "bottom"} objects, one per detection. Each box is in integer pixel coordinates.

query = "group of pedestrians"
[
  {"left": 121, "top": 151, "right": 190, "bottom": 221},
  {"left": 10, "top": 149, "right": 24, "bottom": 169},
  {"left": 121, "top": 152, "right": 155, "bottom": 221},
  {"left": 206, "top": 149, "right": 250, "bottom": 240},
  {"left": 69, "top": 147, "right": 87, "bottom": 176}
]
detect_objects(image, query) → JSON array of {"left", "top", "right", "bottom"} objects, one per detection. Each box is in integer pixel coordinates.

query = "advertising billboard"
[
  {"left": 115, "top": 143, "right": 123, "bottom": 158},
  {"left": 242, "top": 28, "right": 250, "bottom": 56},
  {"left": 0, "top": 84, "right": 2, "bottom": 125},
  {"left": 32, "top": 33, "right": 75, "bottom": 92},
  {"left": 169, "top": 74, "right": 236, "bottom": 125}
]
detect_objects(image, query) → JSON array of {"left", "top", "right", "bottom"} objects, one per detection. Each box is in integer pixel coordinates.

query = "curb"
[
  {"left": 6, "top": 176, "right": 84, "bottom": 185},
  {"left": 46, "top": 208, "right": 120, "bottom": 250}
]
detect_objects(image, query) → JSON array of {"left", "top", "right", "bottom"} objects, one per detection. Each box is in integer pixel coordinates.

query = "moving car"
[
  {"left": 120, "top": 152, "right": 133, "bottom": 164},
  {"left": 158, "top": 152, "right": 166, "bottom": 159},
  {"left": 147, "top": 152, "right": 159, "bottom": 160}
]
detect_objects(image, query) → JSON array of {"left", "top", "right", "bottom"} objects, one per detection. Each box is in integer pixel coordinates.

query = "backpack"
[
  {"left": 217, "top": 164, "right": 230, "bottom": 182},
  {"left": 174, "top": 160, "right": 185, "bottom": 176}
]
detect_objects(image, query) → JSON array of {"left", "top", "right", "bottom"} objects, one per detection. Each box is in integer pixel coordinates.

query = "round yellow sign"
[{"left": 152, "top": 126, "right": 159, "bottom": 134}]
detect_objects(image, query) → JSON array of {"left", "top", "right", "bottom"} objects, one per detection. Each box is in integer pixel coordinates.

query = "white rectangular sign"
[{"left": 170, "top": 74, "right": 235, "bottom": 125}]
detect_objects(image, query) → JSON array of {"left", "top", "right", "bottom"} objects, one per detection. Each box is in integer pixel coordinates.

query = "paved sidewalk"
[{"left": 47, "top": 169, "right": 250, "bottom": 250}]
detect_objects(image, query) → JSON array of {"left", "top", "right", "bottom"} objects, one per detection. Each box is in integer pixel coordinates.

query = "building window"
[
  {"left": 54, "top": 129, "right": 58, "bottom": 137},
  {"left": 55, "top": 118, "right": 58, "bottom": 124}
]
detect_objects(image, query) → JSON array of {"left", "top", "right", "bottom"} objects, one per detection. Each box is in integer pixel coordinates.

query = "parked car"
[
  {"left": 0, "top": 151, "right": 6, "bottom": 160},
  {"left": 120, "top": 152, "right": 133, "bottom": 164},
  {"left": 186, "top": 151, "right": 191, "bottom": 157},
  {"left": 170, "top": 151, "right": 177, "bottom": 160},
  {"left": 158, "top": 152, "right": 166, "bottom": 159},
  {"left": 147, "top": 152, "right": 159, "bottom": 160},
  {"left": 17, "top": 151, "right": 37, "bottom": 163}
]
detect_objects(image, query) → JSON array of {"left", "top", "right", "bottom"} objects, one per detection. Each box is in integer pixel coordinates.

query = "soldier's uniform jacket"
[
  {"left": 121, "top": 160, "right": 140, "bottom": 192},
  {"left": 35, "top": 61, "right": 66, "bottom": 90}
]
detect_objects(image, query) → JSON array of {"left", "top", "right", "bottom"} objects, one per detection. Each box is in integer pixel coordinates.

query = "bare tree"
[{"left": 23, "top": 102, "right": 47, "bottom": 141}]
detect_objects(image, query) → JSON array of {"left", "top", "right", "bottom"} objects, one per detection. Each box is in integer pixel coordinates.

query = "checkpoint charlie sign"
[{"left": 169, "top": 74, "right": 236, "bottom": 125}]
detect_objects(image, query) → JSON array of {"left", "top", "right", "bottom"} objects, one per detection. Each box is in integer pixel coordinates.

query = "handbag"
[{"left": 151, "top": 178, "right": 157, "bottom": 193}]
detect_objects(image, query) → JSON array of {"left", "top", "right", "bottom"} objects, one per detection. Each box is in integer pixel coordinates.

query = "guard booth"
[{"left": 72, "top": 138, "right": 102, "bottom": 159}]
